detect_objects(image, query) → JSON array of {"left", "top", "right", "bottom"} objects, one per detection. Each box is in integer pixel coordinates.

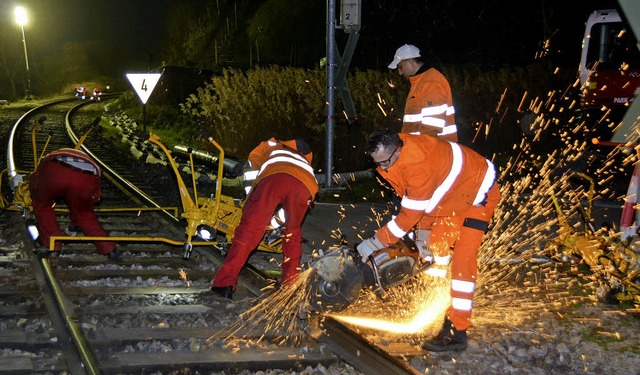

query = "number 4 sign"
[{"left": 126, "top": 73, "right": 162, "bottom": 104}]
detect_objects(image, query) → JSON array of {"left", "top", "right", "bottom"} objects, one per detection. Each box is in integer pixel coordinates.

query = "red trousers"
[
  {"left": 420, "top": 184, "right": 501, "bottom": 330},
  {"left": 29, "top": 161, "right": 116, "bottom": 254},
  {"left": 212, "top": 173, "right": 311, "bottom": 291}
]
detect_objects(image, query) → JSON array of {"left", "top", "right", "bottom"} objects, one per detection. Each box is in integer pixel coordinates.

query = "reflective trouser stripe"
[
  {"left": 425, "top": 266, "right": 447, "bottom": 278},
  {"left": 451, "top": 297, "right": 473, "bottom": 311},
  {"left": 452, "top": 279, "right": 475, "bottom": 293},
  {"left": 434, "top": 254, "right": 451, "bottom": 265}
]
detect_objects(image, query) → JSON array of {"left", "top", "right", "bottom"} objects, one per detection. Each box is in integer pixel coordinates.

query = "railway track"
[{"left": 0, "top": 98, "right": 421, "bottom": 374}]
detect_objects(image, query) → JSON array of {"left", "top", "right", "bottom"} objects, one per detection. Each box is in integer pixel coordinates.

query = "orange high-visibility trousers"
[{"left": 420, "top": 184, "right": 501, "bottom": 330}]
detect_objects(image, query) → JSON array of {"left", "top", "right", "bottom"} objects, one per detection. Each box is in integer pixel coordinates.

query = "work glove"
[
  {"left": 415, "top": 229, "right": 433, "bottom": 261},
  {"left": 356, "top": 235, "right": 384, "bottom": 262}
]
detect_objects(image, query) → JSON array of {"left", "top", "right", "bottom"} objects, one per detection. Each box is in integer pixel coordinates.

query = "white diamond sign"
[{"left": 126, "top": 73, "right": 162, "bottom": 104}]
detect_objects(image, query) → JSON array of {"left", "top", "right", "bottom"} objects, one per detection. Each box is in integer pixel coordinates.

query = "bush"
[
  {"left": 172, "top": 61, "right": 571, "bottom": 172},
  {"left": 180, "top": 66, "right": 408, "bottom": 171}
]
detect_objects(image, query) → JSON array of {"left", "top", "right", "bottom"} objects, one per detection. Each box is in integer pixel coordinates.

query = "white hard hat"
[{"left": 388, "top": 44, "right": 421, "bottom": 69}]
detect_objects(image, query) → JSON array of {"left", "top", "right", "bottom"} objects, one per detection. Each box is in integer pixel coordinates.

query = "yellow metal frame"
[
  {"left": 545, "top": 173, "right": 640, "bottom": 306},
  {"left": 546, "top": 172, "right": 604, "bottom": 266},
  {"left": 4, "top": 121, "right": 283, "bottom": 257},
  {"left": 49, "top": 235, "right": 213, "bottom": 248},
  {"left": 147, "top": 133, "right": 283, "bottom": 255}
]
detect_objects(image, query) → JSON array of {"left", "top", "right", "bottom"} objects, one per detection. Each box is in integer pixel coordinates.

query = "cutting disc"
[{"left": 308, "top": 250, "right": 363, "bottom": 312}]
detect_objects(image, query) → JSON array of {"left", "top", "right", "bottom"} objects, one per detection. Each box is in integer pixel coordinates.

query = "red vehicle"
[{"left": 578, "top": 9, "right": 640, "bottom": 141}]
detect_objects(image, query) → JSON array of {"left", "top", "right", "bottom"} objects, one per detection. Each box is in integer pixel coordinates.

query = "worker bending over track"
[
  {"left": 211, "top": 138, "right": 318, "bottom": 299},
  {"left": 359, "top": 130, "right": 500, "bottom": 351},
  {"left": 30, "top": 148, "right": 121, "bottom": 260}
]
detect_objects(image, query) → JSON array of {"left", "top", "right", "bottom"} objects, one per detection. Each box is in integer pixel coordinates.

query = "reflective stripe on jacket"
[
  {"left": 375, "top": 134, "right": 496, "bottom": 245},
  {"left": 401, "top": 68, "right": 457, "bottom": 142},
  {"left": 42, "top": 148, "right": 101, "bottom": 177},
  {"left": 247, "top": 138, "right": 318, "bottom": 198}
]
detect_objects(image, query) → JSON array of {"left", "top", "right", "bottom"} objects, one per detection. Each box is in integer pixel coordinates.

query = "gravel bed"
[{"left": 1, "top": 106, "right": 640, "bottom": 374}]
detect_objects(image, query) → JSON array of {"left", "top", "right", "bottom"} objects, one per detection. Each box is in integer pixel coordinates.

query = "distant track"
[{"left": 1, "top": 97, "right": 421, "bottom": 374}]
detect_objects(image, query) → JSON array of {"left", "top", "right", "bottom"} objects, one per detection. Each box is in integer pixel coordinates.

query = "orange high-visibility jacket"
[
  {"left": 375, "top": 134, "right": 496, "bottom": 245},
  {"left": 402, "top": 68, "right": 458, "bottom": 142},
  {"left": 247, "top": 138, "right": 318, "bottom": 198}
]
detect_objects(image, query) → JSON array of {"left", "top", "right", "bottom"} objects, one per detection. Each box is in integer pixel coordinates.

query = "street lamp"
[{"left": 14, "top": 6, "right": 32, "bottom": 98}]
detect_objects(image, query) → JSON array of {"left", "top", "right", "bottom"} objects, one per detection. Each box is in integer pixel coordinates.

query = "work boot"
[
  {"left": 210, "top": 286, "right": 233, "bottom": 299},
  {"left": 33, "top": 247, "right": 60, "bottom": 258},
  {"left": 106, "top": 250, "right": 123, "bottom": 262},
  {"left": 33, "top": 246, "right": 52, "bottom": 255},
  {"left": 422, "top": 317, "right": 467, "bottom": 352},
  {"left": 66, "top": 225, "right": 82, "bottom": 235}
]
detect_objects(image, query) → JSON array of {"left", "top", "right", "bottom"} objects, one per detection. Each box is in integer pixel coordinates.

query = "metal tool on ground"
[
  {"left": 146, "top": 131, "right": 285, "bottom": 260},
  {"left": 544, "top": 173, "right": 640, "bottom": 306},
  {"left": 3, "top": 117, "right": 184, "bottom": 252}
]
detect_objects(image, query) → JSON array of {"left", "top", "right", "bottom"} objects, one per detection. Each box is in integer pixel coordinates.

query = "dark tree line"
[{"left": 0, "top": 0, "right": 619, "bottom": 100}]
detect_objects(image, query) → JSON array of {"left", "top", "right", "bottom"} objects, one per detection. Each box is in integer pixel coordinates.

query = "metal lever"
[{"left": 368, "top": 254, "right": 385, "bottom": 296}]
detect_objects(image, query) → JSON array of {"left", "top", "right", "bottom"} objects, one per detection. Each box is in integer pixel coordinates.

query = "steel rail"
[
  {"left": 38, "top": 256, "right": 101, "bottom": 375},
  {"left": 6, "top": 97, "right": 71, "bottom": 188},
  {"left": 29, "top": 253, "right": 89, "bottom": 374},
  {"left": 64, "top": 98, "right": 180, "bottom": 223},
  {"left": 8, "top": 99, "right": 100, "bottom": 374},
  {"left": 7, "top": 100, "right": 425, "bottom": 374},
  {"left": 307, "top": 315, "right": 422, "bottom": 375}
]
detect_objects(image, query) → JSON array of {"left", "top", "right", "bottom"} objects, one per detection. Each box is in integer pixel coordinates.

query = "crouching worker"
[
  {"left": 211, "top": 138, "right": 318, "bottom": 299},
  {"left": 359, "top": 130, "right": 501, "bottom": 351},
  {"left": 30, "top": 148, "right": 121, "bottom": 261}
]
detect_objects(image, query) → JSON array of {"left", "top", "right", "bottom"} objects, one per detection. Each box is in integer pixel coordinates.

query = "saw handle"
[{"left": 368, "top": 254, "right": 386, "bottom": 296}]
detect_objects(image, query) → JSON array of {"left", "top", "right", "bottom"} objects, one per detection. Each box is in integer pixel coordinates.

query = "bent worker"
[
  {"left": 210, "top": 138, "right": 319, "bottom": 299},
  {"left": 30, "top": 148, "right": 121, "bottom": 260},
  {"left": 358, "top": 130, "right": 500, "bottom": 351},
  {"left": 388, "top": 44, "right": 458, "bottom": 141},
  {"left": 91, "top": 87, "right": 102, "bottom": 101}
]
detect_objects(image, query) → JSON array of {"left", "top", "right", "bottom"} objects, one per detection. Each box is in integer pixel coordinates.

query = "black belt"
[{"left": 50, "top": 158, "right": 96, "bottom": 176}]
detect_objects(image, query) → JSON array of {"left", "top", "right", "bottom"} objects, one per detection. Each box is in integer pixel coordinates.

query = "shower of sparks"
[
  {"left": 209, "top": 270, "right": 315, "bottom": 347},
  {"left": 332, "top": 274, "right": 450, "bottom": 333},
  {"left": 178, "top": 268, "right": 191, "bottom": 288},
  {"left": 211, "top": 79, "right": 638, "bottom": 349}
]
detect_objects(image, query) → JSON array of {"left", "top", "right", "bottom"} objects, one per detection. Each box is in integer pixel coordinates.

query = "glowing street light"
[{"left": 14, "top": 6, "right": 32, "bottom": 98}]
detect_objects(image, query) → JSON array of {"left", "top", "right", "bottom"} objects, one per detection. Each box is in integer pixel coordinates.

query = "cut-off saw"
[{"left": 307, "top": 237, "right": 433, "bottom": 312}]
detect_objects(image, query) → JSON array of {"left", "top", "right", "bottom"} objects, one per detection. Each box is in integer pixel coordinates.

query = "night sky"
[
  {"left": 3, "top": 0, "right": 169, "bottom": 71},
  {"left": 0, "top": 0, "right": 626, "bottom": 73}
]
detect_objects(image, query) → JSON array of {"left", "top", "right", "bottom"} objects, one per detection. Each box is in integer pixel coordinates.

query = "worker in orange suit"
[
  {"left": 389, "top": 44, "right": 458, "bottom": 142},
  {"left": 91, "top": 87, "right": 102, "bottom": 101},
  {"left": 358, "top": 130, "right": 500, "bottom": 351},
  {"left": 211, "top": 138, "right": 319, "bottom": 299},
  {"left": 30, "top": 148, "right": 121, "bottom": 260}
]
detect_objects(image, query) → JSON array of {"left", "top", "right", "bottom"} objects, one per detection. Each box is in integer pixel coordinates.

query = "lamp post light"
[{"left": 14, "top": 6, "right": 32, "bottom": 98}]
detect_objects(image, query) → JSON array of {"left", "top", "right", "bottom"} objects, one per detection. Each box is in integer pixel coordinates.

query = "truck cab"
[{"left": 579, "top": 9, "right": 640, "bottom": 141}]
